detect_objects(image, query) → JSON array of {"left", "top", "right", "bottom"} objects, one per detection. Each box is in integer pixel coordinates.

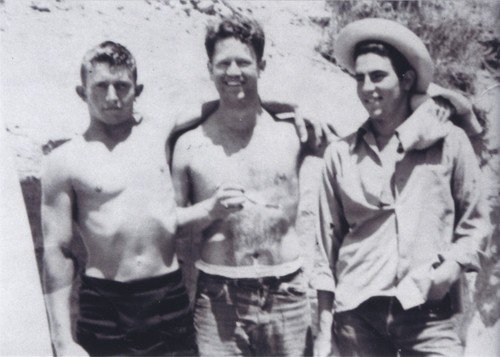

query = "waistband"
[
  {"left": 195, "top": 257, "right": 303, "bottom": 279},
  {"left": 354, "top": 294, "right": 453, "bottom": 315},
  {"left": 198, "top": 268, "right": 302, "bottom": 288},
  {"left": 80, "top": 269, "right": 183, "bottom": 294}
]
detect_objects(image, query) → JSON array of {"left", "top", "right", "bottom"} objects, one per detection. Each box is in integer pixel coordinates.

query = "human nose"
[
  {"left": 361, "top": 77, "right": 375, "bottom": 92},
  {"left": 106, "top": 85, "right": 119, "bottom": 103},
  {"left": 226, "top": 61, "right": 241, "bottom": 76}
]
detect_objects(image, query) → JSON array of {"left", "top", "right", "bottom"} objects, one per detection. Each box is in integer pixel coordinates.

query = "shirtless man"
[
  {"left": 171, "top": 15, "right": 316, "bottom": 356},
  {"left": 42, "top": 40, "right": 319, "bottom": 357},
  {"left": 41, "top": 41, "right": 194, "bottom": 356}
]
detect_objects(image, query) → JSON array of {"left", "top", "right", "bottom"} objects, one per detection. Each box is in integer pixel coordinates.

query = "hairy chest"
[{"left": 186, "top": 128, "right": 301, "bottom": 202}]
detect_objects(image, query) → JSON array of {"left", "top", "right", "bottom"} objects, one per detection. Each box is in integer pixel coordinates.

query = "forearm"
[
  {"left": 176, "top": 199, "right": 215, "bottom": 232},
  {"left": 43, "top": 248, "right": 77, "bottom": 348},
  {"left": 317, "top": 290, "right": 334, "bottom": 336}
]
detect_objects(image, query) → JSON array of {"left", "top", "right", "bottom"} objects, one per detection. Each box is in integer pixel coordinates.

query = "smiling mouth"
[
  {"left": 365, "top": 97, "right": 381, "bottom": 104},
  {"left": 224, "top": 79, "right": 244, "bottom": 86}
]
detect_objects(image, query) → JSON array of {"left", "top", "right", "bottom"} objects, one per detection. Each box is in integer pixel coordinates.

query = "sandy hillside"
[
  {"left": 1, "top": 0, "right": 365, "bottom": 178},
  {"left": 1, "top": 0, "right": 499, "bottom": 355}
]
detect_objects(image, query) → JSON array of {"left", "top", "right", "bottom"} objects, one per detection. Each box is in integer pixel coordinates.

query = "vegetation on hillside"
[
  {"left": 319, "top": 0, "right": 499, "bottom": 93},
  {"left": 317, "top": 0, "right": 499, "bottom": 164}
]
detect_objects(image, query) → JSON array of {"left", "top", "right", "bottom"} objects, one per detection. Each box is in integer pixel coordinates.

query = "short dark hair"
[
  {"left": 205, "top": 14, "right": 265, "bottom": 62},
  {"left": 353, "top": 40, "right": 413, "bottom": 79},
  {"left": 80, "top": 41, "right": 137, "bottom": 86}
]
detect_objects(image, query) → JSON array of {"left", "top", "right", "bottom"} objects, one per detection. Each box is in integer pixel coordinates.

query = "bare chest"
[
  {"left": 187, "top": 129, "right": 300, "bottom": 201},
  {"left": 71, "top": 137, "right": 170, "bottom": 201}
]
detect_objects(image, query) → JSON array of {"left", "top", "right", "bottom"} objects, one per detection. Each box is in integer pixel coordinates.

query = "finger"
[
  {"left": 293, "top": 107, "right": 308, "bottom": 143},
  {"left": 322, "top": 122, "right": 338, "bottom": 143},
  {"left": 223, "top": 196, "right": 247, "bottom": 207},
  {"left": 218, "top": 183, "right": 245, "bottom": 192},
  {"left": 313, "top": 119, "right": 323, "bottom": 148}
]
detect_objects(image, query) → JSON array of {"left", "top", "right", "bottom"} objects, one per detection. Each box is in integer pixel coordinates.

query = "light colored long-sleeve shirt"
[{"left": 312, "top": 112, "right": 490, "bottom": 313}]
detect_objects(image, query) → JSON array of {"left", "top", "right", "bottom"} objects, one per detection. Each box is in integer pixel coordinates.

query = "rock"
[{"left": 196, "top": 0, "right": 215, "bottom": 15}]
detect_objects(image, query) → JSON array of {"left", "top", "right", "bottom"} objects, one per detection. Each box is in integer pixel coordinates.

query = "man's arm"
[
  {"left": 171, "top": 135, "right": 245, "bottom": 232},
  {"left": 41, "top": 152, "right": 88, "bottom": 356},
  {"left": 428, "top": 128, "right": 491, "bottom": 300},
  {"left": 170, "top": 99, "right": 336, "bottom": 152},
  {"left": 402, "top": 84, "right": 483, "bottom": 152},
  {"left": 312, "top": 145, "right": 349, "bottom": 357}
]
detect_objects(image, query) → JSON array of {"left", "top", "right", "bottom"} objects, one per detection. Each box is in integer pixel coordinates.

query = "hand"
[
  {"left": 55, "top": 341, "right": 89, "bottom": 356},
  {"left": 206, "top": 183, "right": 246, "bottom": 219},
  {"left": 432, "top": 96, "right": 454, "bottom": 122},
  {"left": 314, "top": 331, "right": 332, "bottom": 357},
  {"left": 412, "top": 83, "right": 483, "bottom": 136},
  {"left": 301, "top": 113, "right": 338, "bottom": 148},
  {"left": 262, "top": 100, "right": 337, "bottom": 147},
  {"left": 413, "top": 96, "right": 452, "bottom": 123},
  {"left": 406, "top": 97, "right": 453, "bottom": 150},
  {"left": 428, "top": 259, "right": 461, "bottom": 301}
]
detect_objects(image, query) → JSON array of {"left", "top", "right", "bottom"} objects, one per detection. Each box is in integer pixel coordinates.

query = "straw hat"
[{"left": 335, "top": 18, "right": 433, "bottom": 93}]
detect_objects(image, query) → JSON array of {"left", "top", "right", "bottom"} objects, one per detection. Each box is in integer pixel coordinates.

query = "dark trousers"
[{"left": 334, "top": 295, "right": 462, "bottom": 357}]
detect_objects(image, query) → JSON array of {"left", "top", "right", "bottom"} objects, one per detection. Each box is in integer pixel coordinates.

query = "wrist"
[{"left": 201, "top": 198, "right": 218, "bottom": 220}]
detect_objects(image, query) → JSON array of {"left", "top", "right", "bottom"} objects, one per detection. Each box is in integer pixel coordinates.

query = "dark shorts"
[{"left": 76, "top": 270, "right": 195, "bottom": 356}]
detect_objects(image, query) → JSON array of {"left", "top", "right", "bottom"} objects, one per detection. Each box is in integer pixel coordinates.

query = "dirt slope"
[{"left": 1, "top": 0, "right": 498, "bottom": 355}]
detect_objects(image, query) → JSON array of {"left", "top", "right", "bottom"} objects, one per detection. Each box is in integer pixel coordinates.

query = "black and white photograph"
[{"left": 1, "top": 0, "right": 499, "bottom": 356}]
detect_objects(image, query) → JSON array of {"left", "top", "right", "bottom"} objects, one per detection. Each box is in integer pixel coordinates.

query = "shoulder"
[
  {"left": 443, "top": 125, "right": 474, "bottom": 154},
  {"left": 41, "top": 138, "right": 83, "bottom": 190},
  {"left": 325, "top": 132, "right": 356, "bottom": 157},
  {"left": 321, "top": 132, "right": 357, "bottom": 172},
  {"left": 442, "top": 124, "right": 479, "bottom": 166},
  {"left": 170, "top": 125, "right": 206, "bottom": 172},
  {"left": 173, "top": 124, "right": 205, "bottom": 151},
  {"left": 445, "top": 124, "right": 470, "bottom": 143},
  {"left": 43, "top": 137, "right": 81, "bottom": 170}
]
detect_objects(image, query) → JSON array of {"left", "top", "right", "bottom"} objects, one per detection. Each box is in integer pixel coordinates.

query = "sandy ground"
[{"left": 1, "top": 0, "right": 498, "bottom": 355}]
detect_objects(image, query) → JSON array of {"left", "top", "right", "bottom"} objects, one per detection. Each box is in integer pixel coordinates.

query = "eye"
[
  {"left": 216, "top": 60, "right": 230, "bottom": 69},
  {"left": 237, "top": 60, "right": 252, "bottom": 67},
  {"left": 354, "top": 74, "right": 365, "bottom": 83},
  {"left": 115, "top": 82, "right": 131, "bottom": 91},
  {"left": 95, "top": 82, "right": 108, "bottom": 89},
  {"left": 369, "top": 72, "right": 387, "bottom": 83}
]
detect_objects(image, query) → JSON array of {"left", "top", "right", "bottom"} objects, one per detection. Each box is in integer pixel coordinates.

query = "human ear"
[
  {"left": 402, "top": 70, "right": 416, "bottom": 91},
  {"left": 135, "top": 84, "right": 144, "bottom": 98},
  {"left": 258, "top": 59, "right": 266, "bottom": 74},
  {"left": 207, "top": 61, "right": 214, "bottom": 80},
  {"left": 76, "top": 85, "right": 87, "bottom": 101}
]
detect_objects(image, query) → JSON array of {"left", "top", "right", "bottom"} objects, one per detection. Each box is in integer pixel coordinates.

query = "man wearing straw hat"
[{"left": 313, "top": 18, "right": 490, "bottom": 356}]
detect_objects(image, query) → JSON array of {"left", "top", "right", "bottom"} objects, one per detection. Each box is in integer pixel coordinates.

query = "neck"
[
  {"left": 86, "top": 116, "right": 139, "bottom": 143},
  {"left": 370, "top": 100, "right": 410, "bottom": 138},
  {"left": 216, "top": 95, "right": 262, "bottom": 131}
]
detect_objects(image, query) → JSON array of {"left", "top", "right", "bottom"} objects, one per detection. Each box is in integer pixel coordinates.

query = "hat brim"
[{"left": 335, "top": 18, "right": 433, "bottom": 93}]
